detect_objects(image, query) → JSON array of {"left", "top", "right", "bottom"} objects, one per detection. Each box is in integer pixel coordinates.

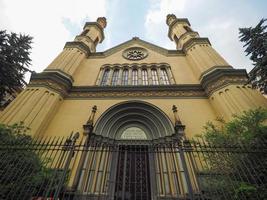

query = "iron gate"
[{"left": 0, "top": 133, "right": 266, "bottom": 200}]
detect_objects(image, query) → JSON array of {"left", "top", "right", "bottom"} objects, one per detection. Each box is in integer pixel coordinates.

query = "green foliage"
[
  {"left": 202, "top": 107, "right": 267, "bottom": 145},
  {"left": 198, "top": 108, "right": 267, "bottom": 199},
  {"left": 0, "top": 123, "right": 68, "bottom": 199},
  {"left": 0, "top": 30, "right": 32, "bottom": 101},
  {"left": 239, "top": 19, "right": 267, "bottom": 93}
]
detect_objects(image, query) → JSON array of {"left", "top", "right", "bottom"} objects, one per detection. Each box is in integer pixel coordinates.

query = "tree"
[
  {"left": 0, "top": 123, "right": 69, "bottom": 200},
  {"left": 198, "top": 108, "right": 267, "bottom": 199},
  {"left": 239, "top": 19, "right": 267, "bottom": 94},
  {"left": 0, "top": 30, "right": 32, "bottom": 101}
]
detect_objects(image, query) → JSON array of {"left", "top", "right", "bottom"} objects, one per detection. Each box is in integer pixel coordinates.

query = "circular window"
[{"left": 122, "top": 47, "right": 148, "bottom": 60}]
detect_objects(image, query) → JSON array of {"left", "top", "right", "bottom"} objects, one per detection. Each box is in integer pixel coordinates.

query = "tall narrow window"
[
  {"left": 94, "top": 37, "right": 99, "bottom": 46},
  {"left": 80, "top": 29, "right": 89, "bottom": 36},
  {"left": 100, "top": 69, "right": 110, "bottom": 86},
  {"left": 121, "top": 69, "right": 129, "bottom": 86},
  {"left": 151, "top": 69, "right": 159, "bottom": 85},
  {"left": 132, "top": 69, "right": 138, "bottom": 85},
  {"left": 174, "top": 35, "right": 179, "bottom": 44},
  {"left": 142, "top": 69, "right": 148, "bottom": 85},
  {"left": 184, "top": 26, "right": 193, "bottom": 32},
  {"left": 111, "top": 69, "right": 119, "bottom": 86},
  {"left": 161, "top": 68, "right": 170, "bottom": 85}
]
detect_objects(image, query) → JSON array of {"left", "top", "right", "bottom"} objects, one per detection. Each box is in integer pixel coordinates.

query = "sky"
[{"left": 0, "top": 0, "right": 266, "bottom": 82}]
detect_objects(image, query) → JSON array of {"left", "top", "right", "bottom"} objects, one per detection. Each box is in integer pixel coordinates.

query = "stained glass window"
[
  {"left": 160, "top": 68, "right": 170, "bottom": 85},
  {"left": 100, "top": 69, "right": 109, "bottom": 86},
  {"left": 132, "top": 69, "right": 138, "bottom": 85},
  {"left": 122, "top": 69, "right": 129, "bottom": 85},
  {"left": 111, "top": 69, "right": 119, "bottom": 86},
  {"left": 142, "top": 69, "right": 148, "bottom": 85},
  {"left": 151, "top": 69, "right": 159, "bottom": 85}
]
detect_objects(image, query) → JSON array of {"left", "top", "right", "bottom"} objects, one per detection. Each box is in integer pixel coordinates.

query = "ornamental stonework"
[
  {"left": 205, "top": 76, "right": 248, "bottom": 96},
  {"left": 122, "top": 47, "right": 148, "bottom": 60},
  {"left": 28, "top": 80, "right": 68, "bottom": 97},
  {"left": 67, "top": 90, "right": 206, "bottom": 98}
]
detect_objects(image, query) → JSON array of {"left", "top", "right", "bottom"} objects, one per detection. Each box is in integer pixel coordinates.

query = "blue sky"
[{"left": 0, "top": 0, "right": 266, "bottom": 81}]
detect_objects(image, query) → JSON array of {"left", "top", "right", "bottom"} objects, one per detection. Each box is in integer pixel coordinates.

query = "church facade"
[{"left": 0, "top": 14, "right": 266, "bottom": 199}]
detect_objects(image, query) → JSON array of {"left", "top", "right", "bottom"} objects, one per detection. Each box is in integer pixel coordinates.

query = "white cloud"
[
  {"left": 144, "top": 0, "right": 186, "bottom": 48},
  {"left": 0, "top": 0, "right": 107, "bottom": 81},
  {"left": 144, "top": 0, "right": 254, "bottom": 72}
]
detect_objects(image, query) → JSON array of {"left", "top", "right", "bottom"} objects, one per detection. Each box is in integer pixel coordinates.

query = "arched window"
[
  {"left": 111, "top": 69, "right": 119, "bottom": 86},
  {"left": 160, "top": 68, "right": 170, "bottom": 85},
  {"left": 142, "top": 69, "right": 148, "bottom": 85},
  {"left": 121, "top": 69, "right": 129, "bottom": 85},
  {"left": 132, "top": 69, "right": 138, "bottom": 85},
  {"left": 100, "top": 69, "right": 110, "bottom": 86},
  {"left": 151, "top": 69, "right": 159, "bottom": 85}
]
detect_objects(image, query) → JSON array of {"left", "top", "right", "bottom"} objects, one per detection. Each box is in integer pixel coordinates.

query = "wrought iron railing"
[{"left": 0, "top": 133, "right": 266, "bottom": 200}]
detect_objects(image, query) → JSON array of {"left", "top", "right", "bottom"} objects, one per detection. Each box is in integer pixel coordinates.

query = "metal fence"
[{"left": 0, "top": 133, "right": 266, "bottom": 200}]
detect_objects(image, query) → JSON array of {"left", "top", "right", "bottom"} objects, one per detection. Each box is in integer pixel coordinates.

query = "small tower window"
[
  {"left": 160, "top": 68, "right": 170, "bottom": 85},
  {"left": 122, "top": 69, "right": 129, "bottom": 86},
  {"left": 100, "top": 69, "right": 110, "bottom": 86},
  {"left": 151, "top": 69, "right": 159, "bottom": 85},
  {"left": 142, "top": 69, "right": 148, "bottom": 85},
  {"left": 184, "top": 26, "right": 193, "bottom": 32},
  {"left": 174, "top": 35, "right": 179, "bottom": 44},
  {"left": 80, "top": 29, "right": 89, "bottom": 36},
  {"left": 94, "top": 37, "right": 99, "bottom": 46},
  {"left": 111, "top": 69, "right": 119, "bottom": 86},
  {"left": 132, "top": 69, "right": 138, "bottom": 85}
]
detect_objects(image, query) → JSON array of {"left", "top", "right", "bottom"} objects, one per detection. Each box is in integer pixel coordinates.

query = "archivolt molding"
[{"left": 94, "top": 101, "right": 175, "bottom": 140}]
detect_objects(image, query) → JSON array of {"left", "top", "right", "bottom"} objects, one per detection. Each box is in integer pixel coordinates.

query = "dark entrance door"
[{"left": 114, "top": 145, "right": 151, "bottom": 200}]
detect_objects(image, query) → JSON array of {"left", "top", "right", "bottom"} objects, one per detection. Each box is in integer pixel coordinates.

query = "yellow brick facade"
[{"left": 0, "top": 14, "right": 266, "bottom": 140}]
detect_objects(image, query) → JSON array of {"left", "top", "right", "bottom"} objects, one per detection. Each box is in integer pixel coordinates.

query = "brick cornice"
[
  {"left": 64, "top": 41, "right": 91, "bottom": 56},
  {"left": 200, "top": 68, "right": 248, "bottom": 96},
  {"left": 29, "top": 71, "right": 73, "bottom": 97},
  {"left": 182, "top": 37, "right": 211, "bottom": 52}
]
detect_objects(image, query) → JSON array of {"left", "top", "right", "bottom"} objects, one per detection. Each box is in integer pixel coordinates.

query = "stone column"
[
  {"left": 166, "top": 66, "right": 175, "bottom": 84},
  {"left": 128, "top": 67, "right": 132, "bottom": 85},
  {"left": 157, "top": 67, "right": 163, "bottom": 85},
  {"left": 96, "top": 68, "right": 104, "bottom": 85},
  {"left": 107, "top": 68, "right": 113, "bottom": 86}
]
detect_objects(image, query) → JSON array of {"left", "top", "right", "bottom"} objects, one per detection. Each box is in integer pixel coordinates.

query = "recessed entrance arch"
[
  {"left": 94, "top": 100, "right": 174, "bottom": 140},
  {"left": 78, "top": 101, "right": 179, "bottom": 200}
]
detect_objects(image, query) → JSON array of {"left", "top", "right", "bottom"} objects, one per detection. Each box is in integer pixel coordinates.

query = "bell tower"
[
  {"left": 167, "top": 14, "right": 232, "bottom": 80},
  {"left": 167, "top": 14, "right": 266, "bottom": 120},
  {"left": 45, "top": 17, "right": 107, "bottom": 76}
]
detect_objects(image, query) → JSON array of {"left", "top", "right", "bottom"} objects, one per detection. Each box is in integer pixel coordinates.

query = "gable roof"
[{"left": 89, "top": 37, "right": 185, "bottom": 58}]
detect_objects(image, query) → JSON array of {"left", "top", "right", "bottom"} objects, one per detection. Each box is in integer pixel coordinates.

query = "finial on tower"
[
  {"left": 166, "top": 14, "right": 177, "bottom": 26},
  {"left": 97, "top": 17, "right": 107, "bottom": 29}
]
